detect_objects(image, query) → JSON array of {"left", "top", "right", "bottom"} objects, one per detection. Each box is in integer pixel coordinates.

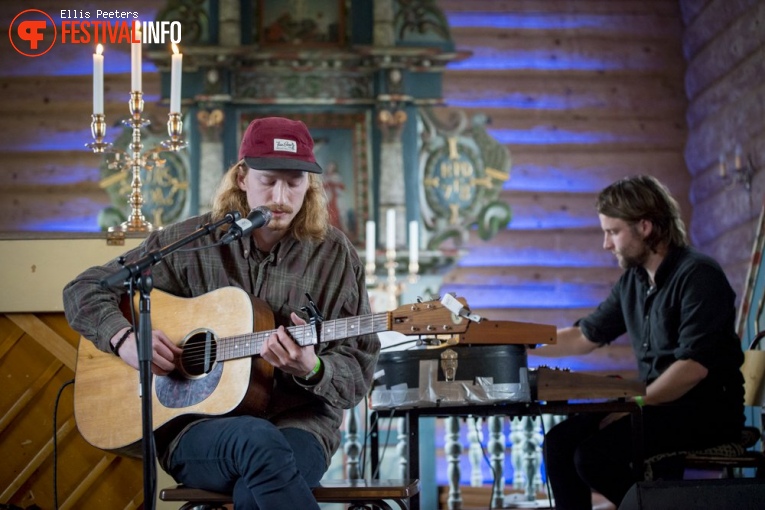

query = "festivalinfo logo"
[{"left": 9, "top": 9, "right": 182, "bottom": 57}]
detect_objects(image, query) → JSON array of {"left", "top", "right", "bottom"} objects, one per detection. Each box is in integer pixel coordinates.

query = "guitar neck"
[{"left": 216, "top": 311, "right": 389, "bottom": 362}]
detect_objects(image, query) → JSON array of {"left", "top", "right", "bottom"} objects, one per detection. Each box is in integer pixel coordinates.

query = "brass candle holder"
[
  {"left": 162, "top": 112, "right": 186, "bottom": 151},
  {"left": 365, "top": 245, "right": 420, "bottom": 312},
  {"left": 86, "top": 113, "right": 110, "bottom": 153},
  {"left": 87, "top": 91, "right": 187, "bottom": 233}
]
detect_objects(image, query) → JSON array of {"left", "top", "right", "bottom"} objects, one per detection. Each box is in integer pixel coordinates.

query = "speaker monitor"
[{"left": 618, "top": 478, "right": 765, "bottom": 510}]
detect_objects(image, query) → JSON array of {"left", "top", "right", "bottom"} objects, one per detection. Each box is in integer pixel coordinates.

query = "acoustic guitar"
[{"left": 73, "top": 286, "right": 469, "bottom": 455}]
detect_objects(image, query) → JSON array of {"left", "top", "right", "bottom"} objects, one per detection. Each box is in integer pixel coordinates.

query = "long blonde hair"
[{"left": 211, "top": 160, "right": 330, "bottom": 242}]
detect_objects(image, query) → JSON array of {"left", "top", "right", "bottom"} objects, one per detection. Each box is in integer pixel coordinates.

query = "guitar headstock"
[{"left": 389, "top": 296, "right": 471, "bottom": 335}]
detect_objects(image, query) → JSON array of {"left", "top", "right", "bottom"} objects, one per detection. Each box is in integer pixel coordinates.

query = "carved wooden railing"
[{"left": 341, "top": 407, "right": 565, "bottom": 509}]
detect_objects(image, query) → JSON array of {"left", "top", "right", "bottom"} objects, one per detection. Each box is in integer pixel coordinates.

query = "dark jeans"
[
  {"left": 544, "top": 406, "right": 741, "bottom": 510},
  {"left": 167, "top": 416, "right": 327, "bottom": 510}
]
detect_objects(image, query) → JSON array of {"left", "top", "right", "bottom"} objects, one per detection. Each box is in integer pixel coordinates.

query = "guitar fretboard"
[{"left": 215, "top": 312, "right": 390, "bottom": 362}]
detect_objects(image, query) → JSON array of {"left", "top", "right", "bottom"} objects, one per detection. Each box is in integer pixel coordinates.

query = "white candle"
[
  {"left": 718, "top": 153, "right": 726, "bottom": 178},
  {"left": 365, "top": 221, "right": 376, "bottom": 267},
  {"left": 386, "top": 208, "right": 396, "bottom": 250},
  {"left": 131, "top": 24, "right": 142, "bottom": 92},
  {"left": 734, "top": 144, "right": 743, "bottom": 169},
  {"left": 170, "top": 44, "right": 182, "bottom": 113},
  {"left": 409, "top": 220, "right": 419, "bottom": 268},
  {"left": 92, "top": 44, "right": 104, "bottom": 115}
]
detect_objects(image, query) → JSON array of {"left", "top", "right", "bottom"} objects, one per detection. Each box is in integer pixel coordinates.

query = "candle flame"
[
  {"left": 172, "top": 43, "right": 180, "bottom": 55},
  {"left": 96, "top": 44, "right": 103, "bottom": 55}
]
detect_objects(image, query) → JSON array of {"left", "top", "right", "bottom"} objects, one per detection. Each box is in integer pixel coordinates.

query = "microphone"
[{"left": 220, "top": 206, "right": 273, "bottom": 245}]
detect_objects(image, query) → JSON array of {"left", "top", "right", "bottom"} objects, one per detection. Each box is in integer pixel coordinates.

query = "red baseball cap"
[{"left": 239, "top": 117, "right": 323, "bottom": 174}]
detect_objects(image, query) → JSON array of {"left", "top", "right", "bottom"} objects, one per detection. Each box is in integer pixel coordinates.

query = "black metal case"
[{"left": 370, "top": 344, "right": 530, "bottom": 409}]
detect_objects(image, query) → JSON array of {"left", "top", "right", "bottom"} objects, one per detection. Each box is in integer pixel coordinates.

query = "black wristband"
[{"left": 110, "top": 327, "right": 133, "bottom": 357}]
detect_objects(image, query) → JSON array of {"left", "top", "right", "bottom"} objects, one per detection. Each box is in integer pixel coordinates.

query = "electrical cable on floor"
[
  {"left": 53, "top": 378, "right": 75, "bottom": 510},
  {"left": 357, "top": 394, "right": 370, "bottom": 479},
  {"left": 475, "top": 412, "right": 554, "bottom": 510},
  {"left": 537, "top": 409, "right": 554, "bottom": 510},
  {"left": 472, "top": 418, "right": 503, "bottom": 509},
  {"left": 371, "top": 409, "right": 397, "bottom": 480}
]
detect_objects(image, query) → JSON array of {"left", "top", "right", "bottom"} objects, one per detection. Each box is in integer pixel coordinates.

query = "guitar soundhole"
[{"left": 179, "top": 329, "right": 218, "bottom": 378}]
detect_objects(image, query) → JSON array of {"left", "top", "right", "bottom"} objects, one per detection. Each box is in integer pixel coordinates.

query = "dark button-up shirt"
[
  {"left": 578, "top": 246, "right": 744, "bottom": 413},
  {"left": 63, "top": 212, "right": 381, "bottom": 466}
]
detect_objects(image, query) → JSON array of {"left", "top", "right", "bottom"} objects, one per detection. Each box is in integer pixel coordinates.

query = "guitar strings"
[{"left": 175, "top": 315, "right": 390, "bottom": 367}]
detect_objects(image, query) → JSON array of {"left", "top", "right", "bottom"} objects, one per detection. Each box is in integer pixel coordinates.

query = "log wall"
[
  {"left": 2, "top": 1, "right": 764, "bottom": 508},
  {"left": 0, "top": 1, "right": 164, "bottom": 232},
  {"left": 437, "top": 0, "right": 694, "bottom": 373},
  {"left": 680, "top": 0, "right": 765, "bottom": 302}
]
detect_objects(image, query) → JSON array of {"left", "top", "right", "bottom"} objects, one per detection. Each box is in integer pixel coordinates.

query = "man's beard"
[{"left": 616, "top": 244, "right": 650, "bottom": 269}]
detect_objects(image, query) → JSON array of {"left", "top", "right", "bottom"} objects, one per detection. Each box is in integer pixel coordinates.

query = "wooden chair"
[{"left": 159, "top": 479, "right": 420, "bottom": 510}]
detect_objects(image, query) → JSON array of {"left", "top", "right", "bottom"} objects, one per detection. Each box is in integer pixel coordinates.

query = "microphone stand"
[{"left": 100, "top": 212, "right": 240, "bottom": 510}]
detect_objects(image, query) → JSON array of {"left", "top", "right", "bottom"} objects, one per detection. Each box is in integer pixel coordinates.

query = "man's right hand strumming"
[{"left": 110, "top": 326, "right": 182, "bottom": 375}]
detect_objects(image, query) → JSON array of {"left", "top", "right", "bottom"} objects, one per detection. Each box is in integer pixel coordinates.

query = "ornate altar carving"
[
  {"left": 144, "top": 0, "right": 472, "bottom": 255},
  {"left": 419, "top": 108, "right": 512, "bottom": 250}
]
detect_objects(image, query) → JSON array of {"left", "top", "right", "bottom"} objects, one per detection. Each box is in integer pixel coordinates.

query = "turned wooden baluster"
[
  {"left": 488, "top": 415, "right": 506, "bottom": 507},
  {"left": 445, "top": 416, "right": 463, "bottom": 509},
  {"left": 343, "top": 405, "right": 361, "bottom": 479},
  {"left": 467, "top": 416, "right": 484, "bottom": 487}
]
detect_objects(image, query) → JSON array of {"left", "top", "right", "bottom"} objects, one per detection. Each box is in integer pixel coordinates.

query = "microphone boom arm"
[{"left": 100, "top": 211, "right": 241, "bottom": 289}]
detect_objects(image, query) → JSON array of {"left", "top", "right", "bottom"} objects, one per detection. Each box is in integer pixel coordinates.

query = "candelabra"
[
  {"left": 87, "top": 92, "right": 187, "bottom": 232},
  {"left": 365, "top": 209, "right": 419, "bottom": 311},
  {"left": 366, "top": 244, "right": 420, "bottom": 312}
]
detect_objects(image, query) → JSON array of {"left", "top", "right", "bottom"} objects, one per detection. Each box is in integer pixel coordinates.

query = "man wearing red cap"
[{"left": 64, "top": 117, "right": 380, "bottom": 509}]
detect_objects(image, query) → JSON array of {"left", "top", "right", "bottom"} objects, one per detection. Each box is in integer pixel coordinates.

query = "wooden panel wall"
[
  {"left": 436, "top": 0, "right": 691, "bottom": 375},
  {"left": 0, "top": 312, "right": 143, "bottom": 509}
]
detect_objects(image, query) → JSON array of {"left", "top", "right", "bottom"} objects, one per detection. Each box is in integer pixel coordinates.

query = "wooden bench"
[{"left": 159, "top": 479, "right": 420, "bottom": 510}]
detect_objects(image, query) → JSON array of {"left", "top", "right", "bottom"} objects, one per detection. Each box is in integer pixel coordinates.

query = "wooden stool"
[
  {"left": 159, "top": 479, "right": 420, "bottom": 510},
  {"left": 644, "top": 426, "right": 765, "bottom": 480},
  {"left": 683, "top": 450, "right": 765, "bottom": 478}
]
